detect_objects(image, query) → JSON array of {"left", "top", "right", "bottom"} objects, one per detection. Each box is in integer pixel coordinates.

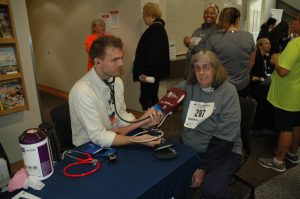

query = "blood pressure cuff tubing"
[
  {"left": 198, "top": 136, "right": 234, "bottom": 172},
  {"left": 154, "top": 87, "right": 186, "bottom": 115}
]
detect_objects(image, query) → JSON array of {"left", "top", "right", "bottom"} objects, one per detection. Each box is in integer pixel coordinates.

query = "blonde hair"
[
  {"left": 91, "top": 18, "right": 105, "bottom": 33},
  {"left": 187, "top": 50, "right": 227, "bottom": 87},
  {"left": 143, "top": 2, "right": 161, "bottom": 19},
  {"left": 256, "top": 38, "right": 270, "bottom": 50}
]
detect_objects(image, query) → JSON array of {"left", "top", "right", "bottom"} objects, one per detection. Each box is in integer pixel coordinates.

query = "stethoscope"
[
  {"left": 103, "top": 77, "right": 150, "bottom": 123},
  {"left": 103, "top": 78, "right": 170, "bottom": 142},
  {"left": 62, "top": 150, "right": 101, "bottom": 177}
]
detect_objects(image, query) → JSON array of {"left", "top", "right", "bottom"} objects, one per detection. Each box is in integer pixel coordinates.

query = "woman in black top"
[
  {"left": 132, "top": 2, "right": 170, "bottom": 111},
  {"left": 250, "top": 38, "right": 274, "bottom": 131}
]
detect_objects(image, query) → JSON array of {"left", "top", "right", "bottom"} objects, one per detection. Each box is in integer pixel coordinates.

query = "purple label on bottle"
[{"left": 38, "top": 142, "right": 52, "bottom": 176}]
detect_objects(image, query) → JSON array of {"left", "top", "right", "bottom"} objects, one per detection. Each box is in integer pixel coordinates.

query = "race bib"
[{"left": 184, "top": 101, "right": 215, "bottom": 129}]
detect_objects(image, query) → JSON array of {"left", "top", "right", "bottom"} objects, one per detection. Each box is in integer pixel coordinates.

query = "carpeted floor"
[
  {"left": 253, "top": 164, "right": 300, "bottom": 199},
  {"left": 40, "top": 92, "right": 299, "bottom": 199}
]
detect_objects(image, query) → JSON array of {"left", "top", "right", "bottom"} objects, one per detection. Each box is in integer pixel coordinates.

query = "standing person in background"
[
  {"left": 85, "top": 18, "right": 112, "bottom": 71},
  {"left": 206, "top": 7, "right": 256, "bottom": 97},
  {"left": 132, "top": 2, "right": 170, "bottom": 111},
  {"left": 183, "top": 3, "right": 219, "bottom": 77},
  {"left": 288, "top": 23, "right": 299, "bottom": 39},
  {"left": 268, "top": 20, "right": 289, "bottom": 55},
  {"left": 257, "top": 18, "right": 277, "bottom": 41},
  {"left": 258, "top": 14, "right": 300, "bottom": 172},
  {"left": 280, "top": 22, "right": 298, "bottom": 51}
]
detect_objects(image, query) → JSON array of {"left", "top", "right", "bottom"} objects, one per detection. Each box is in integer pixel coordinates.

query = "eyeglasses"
[{"left": 194, "top": 64, "right": 211, "bottom": 72}]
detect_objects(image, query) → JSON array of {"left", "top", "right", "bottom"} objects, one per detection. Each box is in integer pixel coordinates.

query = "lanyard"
[{"left": 63, "top": 150, "right": 101, "bottom": 177}]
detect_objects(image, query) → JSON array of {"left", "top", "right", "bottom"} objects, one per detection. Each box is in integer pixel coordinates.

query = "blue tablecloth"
[{"left": 24, "top": 141, "right": 200, "bottom": 199}]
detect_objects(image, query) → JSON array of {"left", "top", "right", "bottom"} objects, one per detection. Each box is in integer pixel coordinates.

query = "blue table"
[{"left": 26, "top": 141, "right": 200, "bottom": 199}]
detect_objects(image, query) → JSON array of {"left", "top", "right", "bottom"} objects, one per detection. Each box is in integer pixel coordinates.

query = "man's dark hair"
[{"left": 90, "top": 36, "right": 123, "bottom": 65}]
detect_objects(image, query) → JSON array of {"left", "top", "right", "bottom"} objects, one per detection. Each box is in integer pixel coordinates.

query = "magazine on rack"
[
  {"left": 0, "top": 7, "right": 13, "bottom": 38},
  {"left": 0, "top": 46, "right": 18, "bottom": 75},
  {"left": 0, "top": 79, "right": 24, "bottom": 110}
]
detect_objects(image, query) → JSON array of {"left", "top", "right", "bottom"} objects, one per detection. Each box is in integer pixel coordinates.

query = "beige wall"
[
  {"left": 0, "top": 0, "right": 42, "bottom": 163},
  {"left": 26, "top": 0, "right": 174, "bottom": 112}
]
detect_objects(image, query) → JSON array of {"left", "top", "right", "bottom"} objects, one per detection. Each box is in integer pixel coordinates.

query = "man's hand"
[
  {"left": 142, "top": 107, "right": 164, "bottom": 128},
  {"left": 135, "top": 134, "right": 161, "bottom": 147}
]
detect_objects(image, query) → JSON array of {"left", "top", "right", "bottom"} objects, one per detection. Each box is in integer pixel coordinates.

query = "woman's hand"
[
  {"left": 251, "top": 76, "right": 260, "bottom": 82},
  {"left": 183, "top": 35, "right": 191, "bottom": 48},
  {"left": 270, "top": 53, "right": 279, "bottom": 66},
  {"left": 139, "top": 74, "right": 147, "bottom": 83},
  {"left": 191, "top": 169, "right": 206, "bottom": 188}
]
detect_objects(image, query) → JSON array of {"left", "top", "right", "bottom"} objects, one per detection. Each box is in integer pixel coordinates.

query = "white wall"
[
  {"left": 247, "top": 0, "right": 262, "bottom": 40},
  {"left": 0, "top": 0, "right": 42, "bottom": 163},
  {"left": 165, "top": 0, "right": 207, "bottom": 55},
  {"left": 261, "top": 0, "right": 276, "bottom": 23}
]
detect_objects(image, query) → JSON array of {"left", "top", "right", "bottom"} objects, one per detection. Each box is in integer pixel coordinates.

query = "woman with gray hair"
[{"left": 176, "top": 50, "right": 242, "bottom": 198}]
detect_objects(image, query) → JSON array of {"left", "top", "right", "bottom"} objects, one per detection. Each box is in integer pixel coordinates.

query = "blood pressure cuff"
[
  {"left": 154, "top": 87, "right": 186, "bottom": 115},
  {"left": 198, "top": 136, "right": 234, "bottom": 172}
]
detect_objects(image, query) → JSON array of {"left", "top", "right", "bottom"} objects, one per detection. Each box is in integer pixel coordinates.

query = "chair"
[
  {"left": 232, "top": 97, "right": 257, "bottom": 199},
  {"left": 50, "top": 102, "right": 74, "bottom": 153}
]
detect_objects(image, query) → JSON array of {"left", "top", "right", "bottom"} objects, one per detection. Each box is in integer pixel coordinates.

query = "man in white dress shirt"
[{"left": 69, "top": 36, "right": 162, "bottom": 148}]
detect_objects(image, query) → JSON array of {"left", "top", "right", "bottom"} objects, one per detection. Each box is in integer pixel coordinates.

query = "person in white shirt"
[{"left": 69, "top": 36, "right": 162, "bottom": 148}]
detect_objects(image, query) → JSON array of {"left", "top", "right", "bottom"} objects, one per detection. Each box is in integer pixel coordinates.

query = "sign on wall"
[{"left": 270, "top": 9, "right": 283, "bottom": 25}]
